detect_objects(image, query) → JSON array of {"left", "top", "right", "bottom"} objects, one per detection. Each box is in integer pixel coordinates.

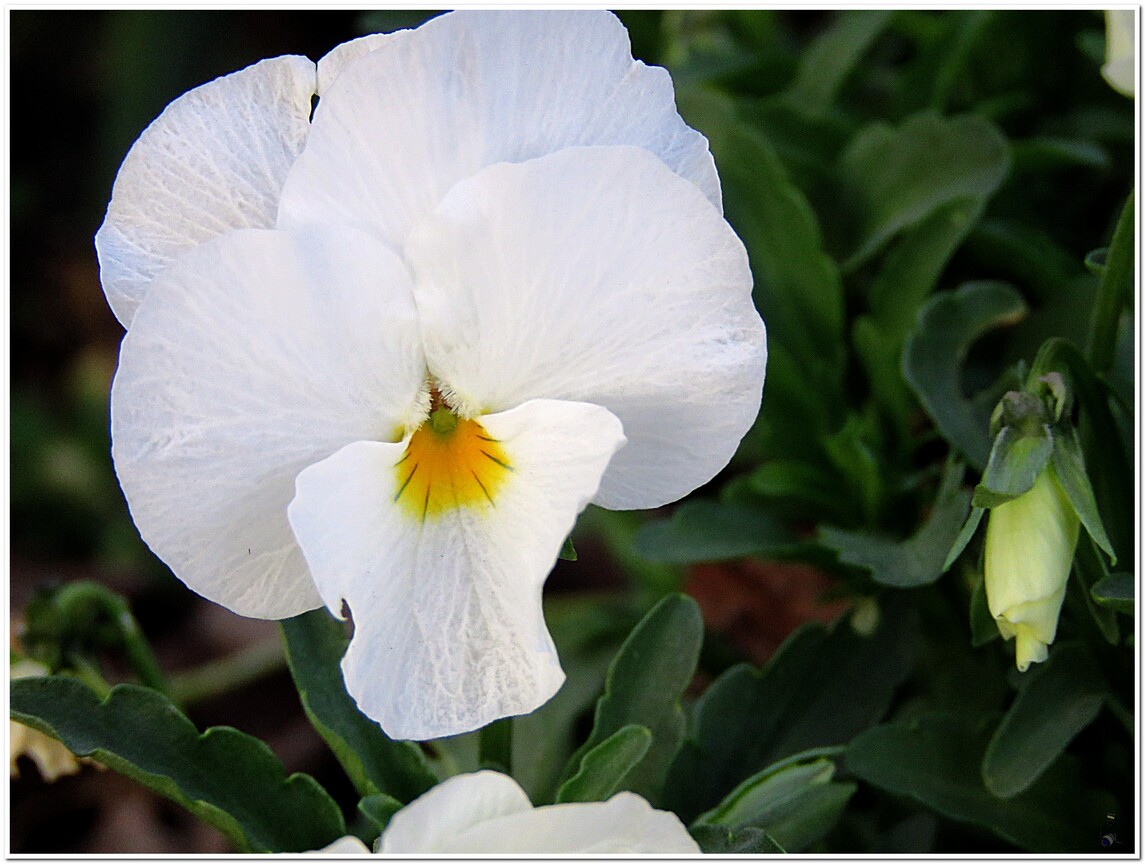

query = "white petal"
[
  {"left": 453, "top": 792, "right": 701, "bottom": 854},
  {"left": 379, "top": 775, "right": 699, "bottom": 854},
  {"left": 287, "top": 399, "right": 625, "bottom": 740},
  {"left": 95, "top": 55, "right": 318, "bottom": 327},
  {"left": 316, "top": 32, "right": 394, "bottom": 95},
  {"left": 112, "top": 227, "right": 424, "bottom": 619},
  {"left": 408, "top": 146, "right": 765, "bottom": 511},
  {"left": 277, "top": 10, "right": 719, "bottom": 247},
  {"left": 313, "top": 835, "right": 371, "bottom": 855},
  {"left": 378, "top": 771, "right": 533, "bottom": 853}
]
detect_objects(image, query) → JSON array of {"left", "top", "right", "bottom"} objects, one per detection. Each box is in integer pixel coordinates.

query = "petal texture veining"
[
  {"left": 409, "top": 145, "right": 765, "bottom": 510},
  {"left": 277, "top": 10, "right": 719, "bottom": 246},
  {"left": 95, "top": 56, "right": 318, "bottom": 327},
  {"left": 378, "top": 771, "right": 701, "bottom": 853},
  {"left": 288, "top": 400, "right": 625, "bottom": 740},
  {"left": 112, "top": 226, "right": 425, "bottom": 618}
]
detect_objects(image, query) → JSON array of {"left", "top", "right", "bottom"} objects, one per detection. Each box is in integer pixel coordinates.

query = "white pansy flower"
[
  {"left": 376, "top": 771, "right": 700, "bottom": 854},
  {"left": 1101, "top": 9, "right": 1135, "bottom": 97},
  {"left": 100, "top": 11, "right": 766, "bottom": 740}
]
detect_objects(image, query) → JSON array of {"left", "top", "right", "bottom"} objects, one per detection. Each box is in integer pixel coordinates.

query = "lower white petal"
[
  {"left": 287, "top": 399, "right": 625, "bottom": 740},
  {"left": 111, "top": 227, "right": 424, "bottom": 619}
]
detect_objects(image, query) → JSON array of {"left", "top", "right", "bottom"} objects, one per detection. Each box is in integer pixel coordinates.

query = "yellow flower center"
[{"left": 393, "top": 392, "right": 512, "bottom": 522}]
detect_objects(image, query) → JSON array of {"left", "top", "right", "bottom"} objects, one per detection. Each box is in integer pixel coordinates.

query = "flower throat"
[{"left": 393, "top": 387, "right": 512, "bottom": 522}]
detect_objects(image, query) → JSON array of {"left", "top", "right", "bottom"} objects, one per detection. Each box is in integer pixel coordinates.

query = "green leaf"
[
  {"left": 562, "top": 594, "right": 702, "bottom": 805},
  {"left": 1050, "top": 429, "right": 1116, "bottom": 562},
  {"left": 902, "top": 281, "right": 1028, "bottom": 470},
  {"left": 634, "top": 499, "right": 799, "bottom": 564},
  {"left": 689, "top": 824, "right": 786, "bottom": 854},
  {"left": 1091, "top": 572, "right": 1134, "bottom": 614},
  {"left": 555, "top": 724, "right": 652, "bottom": 803},
  {"left": 846, "top": 712, "right": 1106, "bottom": 851},
  {"left": 819, "top": 459, "right": 970, "bottom": 588},
  {"left": 10, "top": 677, "right": 345, "bottom": 853},
  {"left": 869, "top": 195, "right": 985, "bottom": 338},
  {"left": 1011, "top": 136, "right": 1110, "bottom": 173},
  {"left": 358, "top": 792, "right": 404, "bottom": 834},
  {"left": 839, "top": 112, "right": 1010, "bottom": 268},
  {"left": 972, "top": 427, "right": 1053, "bottom": 508},
  {"left": 785, "top": 10, "right": 893, "bottom": 112},
  {"left": 664, "top": 599, "right": 915, "bottom": 821},
  {"left": 697, "top": 755, "right": 856, "bottom": 852},
  {"left": 856, "top": 196, "right": 986, "bottom": 432},
  {"left": 280, "top": 609, "right": 436, "bottom": 802},
  {"left": 982, "top": 643, "right": 1106, "bottom": 798},
  {"left": 747, "top": 459, "right": 853, "bottom": 525}
]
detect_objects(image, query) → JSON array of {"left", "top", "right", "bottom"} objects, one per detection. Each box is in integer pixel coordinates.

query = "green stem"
[
  {"left": 67, "top": 656, "right": 114, "bottom": 700},
  {"left": 169, "top": 638, "right": 286, "bottom": 706},
  {"left": 1086, "top": 190, "right": 1134, "bottom": 374},
  {"left": 54, "top": 581, "right": 173, "bottom": 702},
  {"left": 478, "top": 717, "right": 513, "bottom": 775}
]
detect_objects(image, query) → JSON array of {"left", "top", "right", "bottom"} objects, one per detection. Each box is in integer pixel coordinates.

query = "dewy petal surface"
[
  {"left": 95, "top": 56, "right": 318, "bottom": 327},
  {"left": 277, "top": 10, "right": 720, "bottom": 247},
  {"left": 378, "top": 772, "right": 700, "bottom": 853},
  {"left": 287, "top": 399, "right": 626, "bottom": 740},
  {"left": 409, "top": 145, "right": 766, "bottom": 511},
  {"left": 111, "top": 226, "right": 425, "bottom": 619}
]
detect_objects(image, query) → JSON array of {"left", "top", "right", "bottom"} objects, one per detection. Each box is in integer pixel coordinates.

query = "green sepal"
[
  {"left": 280, "top": 609, "right": 436, "bottom": 802},
  {"left": 555, "top": 724, "right": 652, "bottom": 803},
  {"left": 944, "top": 505, "right": 985, "bottom": 572},
  {"left": 981, "top": 643, "right": 1106, "bottom": 799},
  {"left": 1049, "top": 427, "right": 1116, "bottom": 563},
  {"left": 972, "top": 426, "right": 1053, "bottom": 508},
  {"left": 10, "top": 677, "right": 345, "bottom": 853},
  {"left": 558, "top": 594, "right": 702, "bottom": 805},
  {"left": 1090, "top": 572, "right": 1134, "bottom": 614}
]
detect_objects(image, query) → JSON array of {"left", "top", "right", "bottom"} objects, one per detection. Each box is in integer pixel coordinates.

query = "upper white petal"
[
  {"left": 277, "top": 9, "right": 719, "bottom": 246},
  {"left": 111, "top": 226, "right": 424, "bottom": 619},
  {"left": 408, "top": 145, "right": 766, "bottom": 510},
  {"left": 95, "top": 55, "right": 318, "bottom": 327},
  {"left": 378, "top": 771, "right": 533, "bottom": 853},
  {"left": 287, "top": 399, "right": 625, "bottom": 740},
  {"left": 379, "top": 772, "right": 700, "bottom": 854}
]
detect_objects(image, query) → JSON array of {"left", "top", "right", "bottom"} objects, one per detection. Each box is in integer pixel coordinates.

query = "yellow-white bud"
[
  {"left": 983, "top": 467, "right": 1080, "bottom": 671},
  {"left": 1102, "top": 9, "right": 1135, "bottom": 98}
]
